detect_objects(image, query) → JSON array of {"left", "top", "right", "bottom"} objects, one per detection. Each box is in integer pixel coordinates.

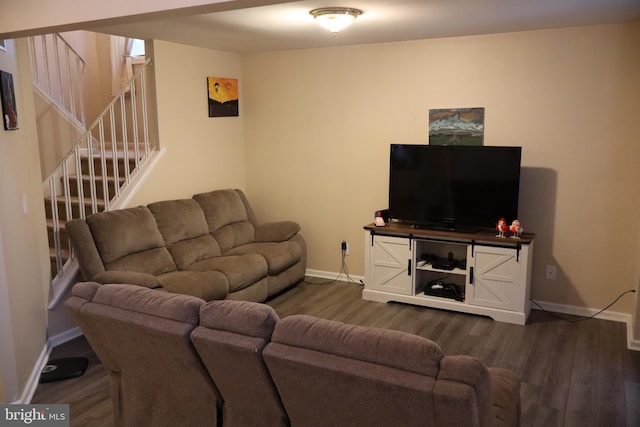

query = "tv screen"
[{"left": 389, "top": 144, "right": 522, "bottom": 232}]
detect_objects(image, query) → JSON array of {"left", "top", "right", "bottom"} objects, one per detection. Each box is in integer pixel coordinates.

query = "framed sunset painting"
[{"left": 207, "top": 77, "right": 239, "bottom": 117}]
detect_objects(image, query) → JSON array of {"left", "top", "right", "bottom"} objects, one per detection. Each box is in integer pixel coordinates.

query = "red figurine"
[{"left": 496, "top": 218, "right": 508, "bottom": 238}]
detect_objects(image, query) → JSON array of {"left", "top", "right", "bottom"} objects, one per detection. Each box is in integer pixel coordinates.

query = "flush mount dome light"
[{"left": 309, "top": 7, "right": 363, "bottom": 35}]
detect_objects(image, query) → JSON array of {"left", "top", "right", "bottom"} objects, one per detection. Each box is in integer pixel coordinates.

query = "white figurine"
[{"left": 375, "top": 211, "right": 385, "bottom": 227}]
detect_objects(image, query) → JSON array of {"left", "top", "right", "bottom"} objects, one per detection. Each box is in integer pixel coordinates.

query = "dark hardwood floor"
[{"left": 32, "top": 280, "right": 640, "bottom": 427}]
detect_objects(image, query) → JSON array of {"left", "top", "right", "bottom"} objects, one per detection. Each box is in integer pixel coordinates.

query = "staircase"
[
  {"left": 31, "top": 34, "right": 158, "bottom": 308},
  {"left": 44, "top": 144, "right": 142, "bottom": 277}
]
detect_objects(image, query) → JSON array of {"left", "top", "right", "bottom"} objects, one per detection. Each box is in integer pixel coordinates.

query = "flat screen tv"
[{"left": 388, "top": 144, "right": 522, "bottom": 232}]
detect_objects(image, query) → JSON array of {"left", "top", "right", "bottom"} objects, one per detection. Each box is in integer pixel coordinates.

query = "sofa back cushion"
[
  {"left": 270, "top": 315, "right": 444, "bottom": 376},
  {"left": 191, "top": 300, "right": 287, "bottom": 427},
  {"left": 86, "top": 206, "right": 177, "bottom": 275},
  {"left": 264, "top": 315, "right": 445, "bottom": 427},
  {"left": 148, "top": 199, "right": 222, "bottom": 269},
  {"left": 193, "top": 189, "right": 256, "bottom": 252}
]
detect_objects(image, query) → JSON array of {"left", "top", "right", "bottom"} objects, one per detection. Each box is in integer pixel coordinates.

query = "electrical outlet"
[
  {"left": 545, "top": 265, "right": 556, "bottom": 280},
  {"left": 341, "top": 241, "right": 349, "bottom": 256}
]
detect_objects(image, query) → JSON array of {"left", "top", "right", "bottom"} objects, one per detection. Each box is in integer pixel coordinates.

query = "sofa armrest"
[
  {"left": 487, "top": 367, "right": 521, "bottom": 427},
  {"left": 254, "top": 221, "right": 301, "bottom": 243},
  {"left": 437, "top": 355, "right": 495, "bottom": 427},
  {"left": 93, "top": 270, "right": 162, "bottom": 289},
  {"left": 65, "top": 219, "right": 106, "bottom": 280}
]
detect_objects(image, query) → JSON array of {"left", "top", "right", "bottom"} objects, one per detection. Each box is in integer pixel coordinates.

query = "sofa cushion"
[
  {"left": 93, "top": 270, "right": 162, "bottom": 288},
  {"left": 86, "top": 206, "right": 177, "bottom": 275},
  {"left": 188, "top": 254, "right": 268, "bottom": 293},
  {"left": 91, "top": 283, "right": 205, "bottom": 324},
  {"left": 104, "top": 247, "right": 177, "bottom": 275},
  {"left": 158, "top": 270, "right": 229, "bottom": 301},
  {"left": 270, "top": 315, "right": 444, "bottom": 377},
  {"left": 167, "top": 235, "right": 222, "bottom": 270},
  {"left": 199, "top": 300, "right": 279, "bottom": 338},
  {"left": 226, "top": 241, "right": 302, "bottom": 275},
  {"left": 148, "top": 199, "right": 222, "bottom": 269},
  {"left": 193, "top": 189, "right": 256, "bottom": 251},
  {"left": 192, "top": 301, "right": 287, "bottom": 427},
  {"left": 148, "top": 199, "right": 211, "bottom": 244},
  {"left": 254, "top": 221, "right": 301, "bottom": 243}
]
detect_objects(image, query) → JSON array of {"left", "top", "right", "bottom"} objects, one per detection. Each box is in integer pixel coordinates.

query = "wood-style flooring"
[{"left": 32, "top": 280, "right": 640, "bottom": 427}]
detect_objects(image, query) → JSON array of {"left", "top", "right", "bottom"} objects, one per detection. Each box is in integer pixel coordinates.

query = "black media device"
[{"left": 388, "top": 144, "right": 522, "bottom": 232}]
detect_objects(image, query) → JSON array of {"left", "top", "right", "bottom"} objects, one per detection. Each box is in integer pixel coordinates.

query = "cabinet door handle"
[
  {"left": 407, "top": 259, "right": 412, "bottom": 276},
  {"left": 469, "top": 266, "right": 474, "bottom": 284}
]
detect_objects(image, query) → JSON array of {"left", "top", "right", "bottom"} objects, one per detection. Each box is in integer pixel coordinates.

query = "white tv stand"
[{"left": 363, "top": 223, "right": 534, "bottom": 325}]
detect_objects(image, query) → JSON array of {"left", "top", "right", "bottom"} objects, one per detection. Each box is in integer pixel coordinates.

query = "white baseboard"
[
  {"left": 530, "top": 299, "right": 631, "bottom": 323},
  {"left": 15, "top": 327, "right": 85, "bottom": 404},
  {"left": 13, "top": 342, "right": 51, "bottom": 404},
  {"left": 532, "top": 299, "right": 638, "bottom": 351},
  {"left": 48, "top": 326, "right": 83, "bottom": 349},
  {"left": 305, "top": 268, "right": 364, "bottom": 284}
]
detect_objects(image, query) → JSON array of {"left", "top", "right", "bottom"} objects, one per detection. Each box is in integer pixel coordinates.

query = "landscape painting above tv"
[{"left": 429, "top": 108, "right": 484, "bottom": 146}]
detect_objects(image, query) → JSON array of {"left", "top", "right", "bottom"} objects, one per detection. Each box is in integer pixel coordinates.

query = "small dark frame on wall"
[
  {"left": 1, "top": 70, "right": 19, "bottom": 130},
  {"left": 0, "top": 39, "right": 6, "bottom": 52}
]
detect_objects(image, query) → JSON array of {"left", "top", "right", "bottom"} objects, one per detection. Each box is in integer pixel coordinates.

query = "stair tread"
[
  {"left": 71, "top": 174, "right": 126, "bottom": 182},
  {"left": 44, "top": 195, "right": 106, "bottom": 205},
  {"left": 81, "top": 150, "right": 144, "bottom": 160},
  {"left": 49, "top": 247, "right": 70, "bottom": 258}
]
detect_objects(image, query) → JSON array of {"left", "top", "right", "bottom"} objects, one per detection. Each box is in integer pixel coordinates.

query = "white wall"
[{"left": 242, "top": 23, "right": 640, "bottom": 317}]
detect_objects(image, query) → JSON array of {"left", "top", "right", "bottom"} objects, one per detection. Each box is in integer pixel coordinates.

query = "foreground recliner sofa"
[
  {"left": 66, "top": 189, "right": 306, "bottom": 301},
  {"left": 67, "top": 281, "right": 521, "bottom": 427}
]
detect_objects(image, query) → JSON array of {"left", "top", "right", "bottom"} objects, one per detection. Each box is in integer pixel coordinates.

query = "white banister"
[
  {"left": 29, "top": 34, "right": 86, "bottom": 127},
  {"left": 43, "top": 58, "right": 155, "bottom": 292}
]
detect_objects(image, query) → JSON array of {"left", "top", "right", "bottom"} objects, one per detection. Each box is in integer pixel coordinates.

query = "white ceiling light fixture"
[{"left": 309, "top": 7, "right": 363, "bottom": 35}]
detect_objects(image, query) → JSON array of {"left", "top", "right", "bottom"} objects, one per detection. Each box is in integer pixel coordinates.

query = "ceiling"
[{"left": 92, "top": 0, "right": 640, "bottom": 53}]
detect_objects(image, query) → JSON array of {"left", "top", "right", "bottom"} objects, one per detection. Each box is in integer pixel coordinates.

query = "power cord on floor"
[
  {"left": 303, "top": 244, "right": 364, "bottom": 286},
  {"left": 529, "top": 289, "right": 636, "bottom": 323}
]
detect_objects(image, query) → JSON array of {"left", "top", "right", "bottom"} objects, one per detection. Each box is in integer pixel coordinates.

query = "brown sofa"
[
  {"left": 66, "top": 189, "right": 306, "bottom": 302},
  {"left": 66, "top": 281, "right": 521, "bottom": 427}
]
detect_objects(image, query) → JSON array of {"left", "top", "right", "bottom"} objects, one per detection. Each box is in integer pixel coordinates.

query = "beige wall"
[
  {"left": 127, "top": 39, "right": 246, "bottom": 206},
  {"left": 0, "top": 38, "right": 50, "bottom": 402},
  {"left": 243, "top": 23, "right": 640, "bottom": 316}
]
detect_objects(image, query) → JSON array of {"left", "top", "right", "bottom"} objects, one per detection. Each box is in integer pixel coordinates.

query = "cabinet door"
[
  {"left": 468, "top": 245, "right": 523, "bottom": 311},
  {"left": 367, "top": 235, "right": 412, "bottom": 295}
]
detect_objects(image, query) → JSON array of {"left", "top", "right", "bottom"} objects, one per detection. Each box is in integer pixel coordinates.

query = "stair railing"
[
  {"left": 29, "top": 34, "right": 86, "bottom": 127},
  {"left": 45, "top": 58, "right": 154, "bottom": 282}
]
